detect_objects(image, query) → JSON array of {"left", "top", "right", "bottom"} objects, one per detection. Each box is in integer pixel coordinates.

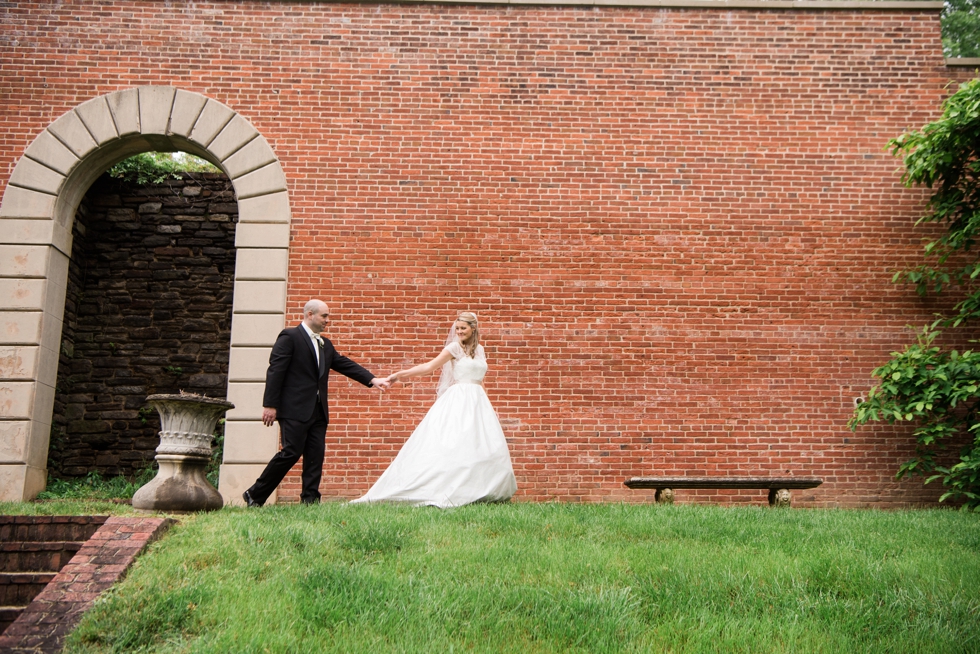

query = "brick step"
[
  {"left": 0, "top": 573, "right": 57, "bottom": 607},
  {"left": 0, "top": 542, "right": 84, "bottom": 573},
  {"left": 0, "top": 516, "right": 107, "bottom": 544},
  {"left": 0, "top": 607, "right": 23, "bottom": 636}
]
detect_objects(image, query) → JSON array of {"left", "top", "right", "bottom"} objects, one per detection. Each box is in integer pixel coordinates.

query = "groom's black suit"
[{"left": 246, "top": 324, "right": 376, "bottom": 504}]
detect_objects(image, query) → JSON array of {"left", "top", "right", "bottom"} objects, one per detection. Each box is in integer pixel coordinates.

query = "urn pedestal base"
[{"left": 132, "top": 455, "right": 223, "bottom": 513}]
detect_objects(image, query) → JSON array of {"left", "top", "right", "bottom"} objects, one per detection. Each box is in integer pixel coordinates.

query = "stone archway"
[{"left": 0, "top": 86, "right": 288, "bottom": 504}]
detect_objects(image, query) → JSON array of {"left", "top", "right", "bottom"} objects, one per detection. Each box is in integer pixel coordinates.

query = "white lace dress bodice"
[
  {"left": 351, "top": 341, "right": 517, "bottom": 508},
  {"left": 448, "top": 342, "right": 487, "bottom": 384}
]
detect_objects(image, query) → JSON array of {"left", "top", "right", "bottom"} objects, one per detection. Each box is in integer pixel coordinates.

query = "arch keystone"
[
  {"left": 107, "top": 88, "right": 141, "bottom": 136},
  {"left": 170, "top": 90, "right": 208, "bottom": 137},
  {"left": 139, "top": 86, "right": 178, "bottom": 135}
]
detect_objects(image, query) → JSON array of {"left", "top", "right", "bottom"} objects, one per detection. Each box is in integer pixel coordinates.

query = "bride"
[{"left": 351, "top": 312, "right": 517, "bottom": 508}]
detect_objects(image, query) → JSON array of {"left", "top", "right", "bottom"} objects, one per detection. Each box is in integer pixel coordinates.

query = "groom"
[{"left": 243, "top": 299, "right": 389, "bottom": 506}]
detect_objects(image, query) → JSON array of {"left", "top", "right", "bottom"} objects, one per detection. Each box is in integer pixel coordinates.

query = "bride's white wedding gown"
[{"left": 351, "top": 342, "right": 517, "bottom": 508}]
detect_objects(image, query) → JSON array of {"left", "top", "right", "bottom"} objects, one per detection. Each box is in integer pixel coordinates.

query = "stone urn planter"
[{"left": 132, "top": 393, "right": 234, "bottom": 513}]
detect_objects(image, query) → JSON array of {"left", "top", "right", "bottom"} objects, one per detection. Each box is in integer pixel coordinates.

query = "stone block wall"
[{"left": 48, "top": 173, "right": 236, "bottom": 478}]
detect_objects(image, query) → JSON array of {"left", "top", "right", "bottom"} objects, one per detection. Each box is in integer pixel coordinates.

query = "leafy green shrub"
[
  {"left": 942, "top": 0, "right": 980, "bottom": 58},
  {"left": 852, "top": 328, "right": 980, "bottom": 508},
  {"left": 37, "top": 467, "right": 156, "bottom": 500},
  {"left": 207, "top": 424, "right": 224, "bottom": 489},
  {"left": 107, "top": 151, "right": 220, "bottom": 184},
  {"left": 851, "top": 78, "right": 980, "bottom": 510}
]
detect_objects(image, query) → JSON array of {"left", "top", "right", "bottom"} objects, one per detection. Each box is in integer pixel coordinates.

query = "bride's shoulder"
[{"left": 444, "top": 341, "right": 465, "bottom": 358}]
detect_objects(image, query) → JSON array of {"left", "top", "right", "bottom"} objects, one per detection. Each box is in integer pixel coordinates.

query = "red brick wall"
[{"left": 2, "top": 1, "right": 974, "bottom": 507}]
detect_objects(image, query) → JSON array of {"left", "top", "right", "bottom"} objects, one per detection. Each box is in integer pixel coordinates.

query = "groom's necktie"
[{"left": 312, "top": 333, "right": 325, "bottom": 374}]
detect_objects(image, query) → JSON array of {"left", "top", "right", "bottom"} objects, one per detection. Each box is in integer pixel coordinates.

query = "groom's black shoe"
[{"left": 242, "top": 490, "right": 262, "bottom": 508}]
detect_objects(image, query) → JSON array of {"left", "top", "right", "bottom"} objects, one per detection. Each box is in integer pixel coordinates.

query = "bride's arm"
[{"left": 389, "top": 348, "right": 454, "bottom": 384}]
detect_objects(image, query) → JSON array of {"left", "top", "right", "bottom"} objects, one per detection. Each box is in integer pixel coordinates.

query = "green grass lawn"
[{"left": 3, "top": 501, "right": 977, "bottom": 653}]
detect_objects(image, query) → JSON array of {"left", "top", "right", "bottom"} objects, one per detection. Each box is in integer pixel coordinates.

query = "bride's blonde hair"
[{"left": 456, "top": 312, "right": 479, "bottom": 358}]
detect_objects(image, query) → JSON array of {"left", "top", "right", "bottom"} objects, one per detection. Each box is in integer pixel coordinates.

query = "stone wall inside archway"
[
  {"left": 0, "top": 86, "right": 290, "bottom": 503},
  {"left": 50, "top": 172, "right": 237, "bottom": 479}
]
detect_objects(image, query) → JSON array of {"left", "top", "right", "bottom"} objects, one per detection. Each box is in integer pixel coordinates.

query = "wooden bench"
[{"left": 624, "top": 476, "right": 823, "bottom": 507}]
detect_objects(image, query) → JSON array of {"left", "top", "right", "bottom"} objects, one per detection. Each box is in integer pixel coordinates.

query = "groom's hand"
[
  {"left": 371, "top": 378, "right": 391, "bottom": 392},
  {"left": 262, "top": 407, "right": 277, "bottom": 426}
]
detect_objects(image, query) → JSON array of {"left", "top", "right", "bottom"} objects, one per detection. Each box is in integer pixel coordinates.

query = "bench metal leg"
[
  {"left": 768, "top": 488, "right": 791, "bottom": 507},
  {"left": 655, "top": 488, "right": 674, "bottom": 504}
]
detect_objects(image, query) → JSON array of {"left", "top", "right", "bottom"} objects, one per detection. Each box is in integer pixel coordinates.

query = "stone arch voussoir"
[{"left": 0, "top": 86, "right": 288, "bottom": 503}]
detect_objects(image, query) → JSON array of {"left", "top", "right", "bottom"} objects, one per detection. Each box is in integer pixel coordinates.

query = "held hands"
[
  {"left": 372, "top": 371, "right": 408, "bottom": 392},
  {"left": 373, "top": 373, "right": 400, "bottom": 390}
]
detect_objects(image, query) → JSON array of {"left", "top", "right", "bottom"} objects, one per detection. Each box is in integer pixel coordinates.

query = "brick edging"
[
  {"left": 0, "top": 517, "right": 173, "bottom": 654},
  {"left": 0, "top": 515, "right": 108, "bottom": 541}
]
